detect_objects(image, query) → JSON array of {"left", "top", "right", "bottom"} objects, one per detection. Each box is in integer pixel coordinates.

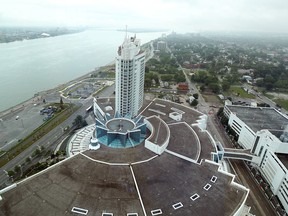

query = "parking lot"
[{"left": 0, "top": 103, "right": 44, "bottom": 151}]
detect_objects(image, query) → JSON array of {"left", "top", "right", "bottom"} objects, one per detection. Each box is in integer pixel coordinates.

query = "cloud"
[{"left": 0, "top": 0, "right": 288, "bottom": 33}]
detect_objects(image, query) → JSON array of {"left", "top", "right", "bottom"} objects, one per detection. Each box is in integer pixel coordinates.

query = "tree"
[
  {"left": 34, "top": 148, "right": 41, "bottom": 156},
  {"left": 190, "top": 99, "right": 198, "bottom": 107},
  {"left": 161, "top": 74, "right": 174, "bottom": 82},
  {"left": 7, "top": 170, "right": 15, "bottom": 177},
  {"left": 209, "top": 83, "right": 220, "bottom": 94},
  {"left": 192, "top": 93, "right": 199, "bottom": 99},
  {"left": 200, "top": 85, "right": 205, "bottom": 92},
  {"left": 60, "top": 97, "right": 64, "bottom": 109},
  {"left": 174, "top": 72, "right": 186, "bottom": 83},
  {"left": 222, "top": 80, "right": 231, "bottom": 91},
  {"left": 145, "top": 66, "right": 150, "bottom": 73},
  {"left": 14, "top": 165, "right": 21, "bottom": 173},
  {"left": 25, "top": 157, "right": 31, "bottom": 163},
  {"left": 73, "top": 115, "right": 87, "bottom": 129}
]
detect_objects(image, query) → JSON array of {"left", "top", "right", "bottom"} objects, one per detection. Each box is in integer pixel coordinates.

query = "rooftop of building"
[
  {"left": 0, "top": 99, "right": 248, "bottom": 215},
  {"left": 106, "top": 118, "right": 135, "bottom": 133},
  {"left": 0, "top": 151, "right": 247, "bottom": 216},
  {"left": 145, "top": 116, "right": 169, "bottom": 146},
  {"left": 226, "top": 105, "right": 288, "bottom": 133}
]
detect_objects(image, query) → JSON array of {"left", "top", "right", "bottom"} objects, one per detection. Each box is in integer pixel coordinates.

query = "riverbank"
[
  {"left": 0, "top": 62, "right": 115, "bottom": 120},
  {"left": 0, "top": 27, "right": 84, "bottom": 43},
  {"left": 0, "top": 70, "right": 91, "bottom": 120},
  {"left": 0, "top": 29, "right": 163, "bottom": 111}
]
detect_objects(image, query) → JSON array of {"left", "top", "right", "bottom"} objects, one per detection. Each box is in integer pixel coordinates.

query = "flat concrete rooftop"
[
  {"left": 0, "top": 99, "right": 248, "bottom": 215},
  {"left": 140, "top": 98, "right": 203, "bottom": 125},
  {"left": 227, "top": 105, "right": 288, "bottom": 133},
  {"left": 145, "top": 116, "right": 168, "bottom": 146},
  {"left": 167, "top": 123, "right": 200, "bottom": 161},
  {"left": 0, "top": 151, "right": 247, "bottom": 216}
]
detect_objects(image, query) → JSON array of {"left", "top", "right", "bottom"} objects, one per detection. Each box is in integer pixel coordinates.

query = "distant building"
[
  {"left": 178, "top": 82, "right": 189, "bottom": 91},
  {"left": 224, "top": 99, "right": 232, "bottom": 106},
  {"left": 218, "top": 94, "right": 225, "bottom": 100},
  {"left": 157, "top": 41, "right": 167, "bottom": 51},
  {"left": 238, "top": 69, "right": 254, "bottom": 75},
  {"left": 40, "top": 32, "right": 50, "bottom": 37},
  {"left": 242, "top": 75, "right": 253, "bottom": 83},
  {"left": 115, "top": 35, "right": 145, "bottom": 117}
]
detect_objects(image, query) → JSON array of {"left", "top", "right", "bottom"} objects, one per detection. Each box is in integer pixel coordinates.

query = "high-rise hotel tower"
[{"left": 115, "top": 35, "right": 145, "bottom": 117}]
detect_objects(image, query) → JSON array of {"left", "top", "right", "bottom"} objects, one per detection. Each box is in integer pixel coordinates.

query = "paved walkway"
[{"left": 67, "top": 124, "right": 96, "bottom": 156}]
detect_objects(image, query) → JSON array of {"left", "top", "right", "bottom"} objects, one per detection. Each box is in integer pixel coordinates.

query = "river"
[{"left": 0, "top": 29, "right": 165, "bottom": 112}]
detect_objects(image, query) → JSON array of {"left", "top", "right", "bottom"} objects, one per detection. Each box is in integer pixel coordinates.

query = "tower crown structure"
[{"left": 115, "top": 35, "right": 145, "bottom": 118}]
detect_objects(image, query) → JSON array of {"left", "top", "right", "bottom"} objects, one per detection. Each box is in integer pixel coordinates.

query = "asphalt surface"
[
  {"left": 0, "top": 81, "right": 116, "bottom": 188},
  {"left": 0, "top": 103, "right": 44, "bottom": 151},
  {"left": 0, "top": 97, "right": 93, "bottom": 187}
]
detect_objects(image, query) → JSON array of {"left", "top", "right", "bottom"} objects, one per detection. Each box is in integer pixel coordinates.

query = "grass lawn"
[
  {"left": 224, "top": 86, "right": 255, "bottom": 99},
  {"left": 264, "top": 93, "right": 275, "bottom": 100},
  {"left": 107, "top": 71, "right": 115, "bottom": 78},
  {"left": 273, "top": 99, "right": 288, "bottom": 110},
  {"left": 202, "top": 94, "right": 222, "bottom": 104}
]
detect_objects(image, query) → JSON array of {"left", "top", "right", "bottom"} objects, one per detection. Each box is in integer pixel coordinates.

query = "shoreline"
[
  {"left": 0, "top": 28, "right": 84, "bottom": 44},
  {"left": 0, "top": 37, "right": 154, "bottom": 118},
  {"left": 0, "top": 62, "right": 114, "bottom": 119}
]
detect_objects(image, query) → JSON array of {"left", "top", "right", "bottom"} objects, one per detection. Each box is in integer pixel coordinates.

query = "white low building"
[{"left": 224, "top": 105, "right": 288, "bottom": 212}]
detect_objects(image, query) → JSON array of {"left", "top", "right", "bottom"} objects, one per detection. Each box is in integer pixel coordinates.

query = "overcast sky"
[{"left": 1, "top": 0, "right": 288, "bottom": 33}]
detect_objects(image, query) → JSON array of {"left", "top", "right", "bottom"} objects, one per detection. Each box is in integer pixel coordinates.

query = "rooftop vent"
[
  {"left": 151, "top": 209, "right": 162, "bottom": 215},
  {"left": 190, "top": 193, "right": 200, "bottom": 201},
  {"left": 172, "top": 202, "right": 183, "bottom": 210},
  {"left": 204, "top": 183, "right": 212, "bottom": 191},
  {"left": 102, "top": 213, "right": 113, "bottom": 216},
  {"left": 210, "top": 176, "right": 217, "bottom": 183},
  {"left": 71, "top": 207, "right": 88, "bottom": 215}
]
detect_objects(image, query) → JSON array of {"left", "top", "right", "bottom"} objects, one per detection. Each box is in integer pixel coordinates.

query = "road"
[
  {"left": 231, "top": 160, "right": 278, "bottom": 216},
  {"left": 169, "top": 44, "right": 210, "bottom": 114},
  {"left": 0, "top": 98, "right": 93, "bottom": 187},
  {"left": 0, "top": 82, "right": 117, "bottom": 188}
]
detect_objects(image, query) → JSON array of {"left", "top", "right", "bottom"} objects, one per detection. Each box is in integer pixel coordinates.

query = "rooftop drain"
[
  {"left": 190, "top": 193, "right": 200, "bottom": 201},
  {"left": 172, "top": 202, "right": 183, "bottom": 210},
  {"left": 151, "top": 209, "right": 162, "bottom": 215},
  {"left": 204, "top": 183, "right": 212, "bottom": 191},
  {"left": 71, "top": 207, "right": 88, "bottom": 215},
  {"left": 211, "top": 176, "right": 217, "bottom": 183}
]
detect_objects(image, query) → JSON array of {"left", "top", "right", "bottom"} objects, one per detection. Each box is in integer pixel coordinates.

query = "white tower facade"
[{"left": 115, "top": 35, "right": 145, "bottom": 117}]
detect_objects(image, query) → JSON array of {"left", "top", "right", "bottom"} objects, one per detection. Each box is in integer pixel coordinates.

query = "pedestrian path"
[{"left": 68, "top": 124, "right": 96, "bottom": 156}]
